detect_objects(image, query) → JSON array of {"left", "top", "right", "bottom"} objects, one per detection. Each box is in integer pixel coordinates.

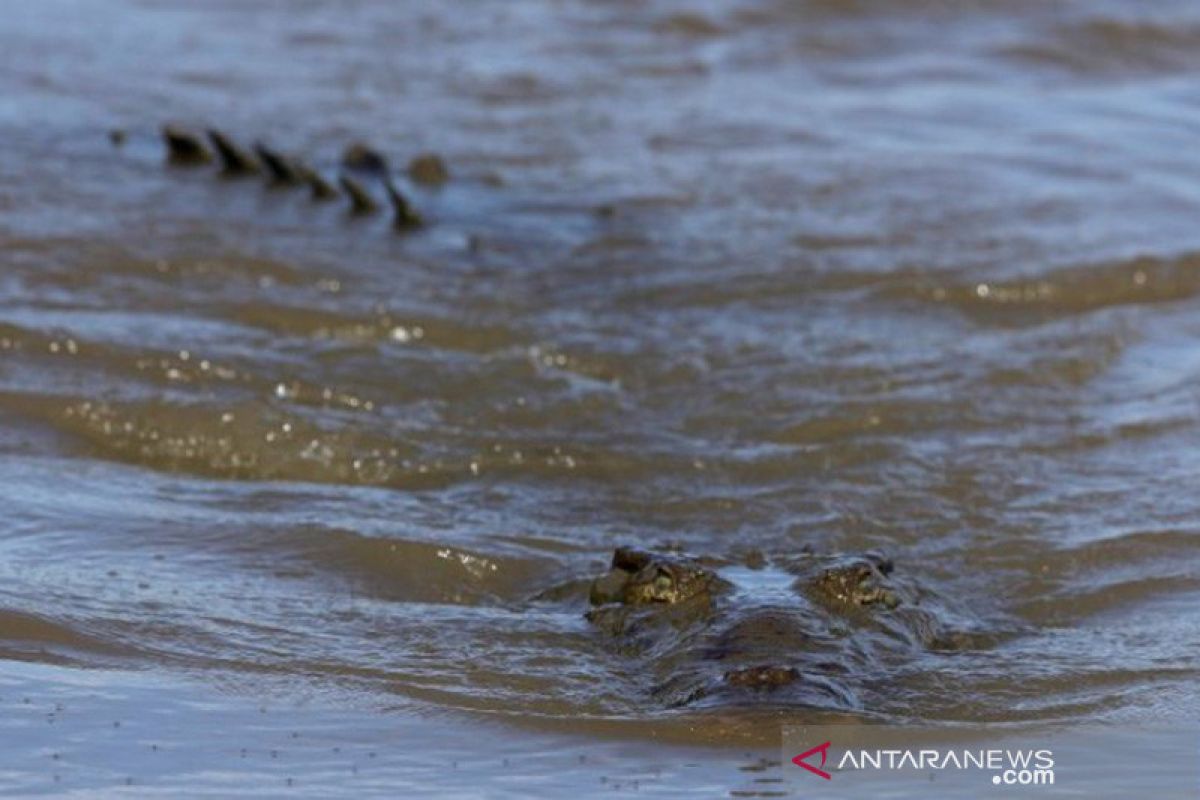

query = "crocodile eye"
[{"left": 654, "top": 570, "right": 674, "bottom": 592}]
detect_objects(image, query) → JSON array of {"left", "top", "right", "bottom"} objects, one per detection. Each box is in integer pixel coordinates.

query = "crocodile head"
[
  {"left": 811, "top": 552, "right": 902, "bottom": 609},
  {"left": 589, "top": 547, "right": 723, "bottom": 606}
]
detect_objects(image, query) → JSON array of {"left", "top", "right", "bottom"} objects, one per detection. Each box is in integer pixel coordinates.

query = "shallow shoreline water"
[
  {"left": 0, "top": 660, "right": 789, "bottom": 797},
  {"left": 3, "top": 0, "right": 1200, "bottom": 794}
]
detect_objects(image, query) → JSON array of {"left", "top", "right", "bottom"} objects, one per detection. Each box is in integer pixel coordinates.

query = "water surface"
[{"left": 2, "top": 0, "right": 1200, "bottom": 794}]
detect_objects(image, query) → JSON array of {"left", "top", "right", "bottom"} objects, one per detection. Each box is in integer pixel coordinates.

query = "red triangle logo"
[{"left": 792, "top": 740, "right": 832, "bottom": 780}]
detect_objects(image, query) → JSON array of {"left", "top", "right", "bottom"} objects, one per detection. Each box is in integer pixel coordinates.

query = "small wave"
[
  {"left": 1012, "top": 527, "right": 1200, "bottom": 626},
  {"left": 225, "top": 302, "right": 524, "bottom": 354},
  {"left": 653, "top": 12, "right": 725, "bottom": 38},
  {"left": 771, "top": 398, "right": 978, "bottom": 446},
  {"left": 0, "top": 391, "right": 673, "bottom": 490},
  {"left": 0, "top": 608, "right": 138, "bottom": 666},
  {"left": 889, "top": 253, "right": 1200, "bottom": 326},
  {"left": 281, "top": 528, "right": 557, "bottom": 605},
  {"left": 997, "top": 17, "right": 1200, "bottom": 77},
  {"left": 53, "top": 397, "right": 429, "bottom": 487}
]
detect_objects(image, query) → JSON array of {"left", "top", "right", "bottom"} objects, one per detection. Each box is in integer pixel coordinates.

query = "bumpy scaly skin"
[
  {"left": 207, "top": 129, "right": 260, "bottom": 175},
  {"left": 342, "top": 142, "right": 389, "bottom": 174},
  {"left": 812, "top": 553, "right": 901, "bottom": 609},
  {"left": 588, "top": 547, "right": 723, "bottom": 606},
  {"left": 156, "top": 126, "right": 430, "bottom": 228},
  {"left": 162, "top": 125, "right": 212, "bottom": 165},
  {"left": 254, "top": 143, "right": 300, "bottom": 184},
  {"left": 579, "top": 546, "right": 929, "bottom": 709},
  {"left": 408, "top": 153, "right": 449, "bottom": 186},
  {"left": 340, "top": 174, "right": 379, "bottom": 214}
]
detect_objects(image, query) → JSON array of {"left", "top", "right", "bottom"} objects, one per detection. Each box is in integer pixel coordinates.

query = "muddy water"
[{"left": 3, "top": 0, "right": 1200, "bottom": 794}]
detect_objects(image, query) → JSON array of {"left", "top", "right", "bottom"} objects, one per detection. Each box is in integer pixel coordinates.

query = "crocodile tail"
[
  {"left": 162, "top": 125, "right": 212, "bottom": 165},
  {"left": 341, "top": 143, "right": 389, "bottom": 175},
  {"left": 206, "top": 130, "right": 260, "bottom": 175},
  {"left": 339, "top": 174, "right": 378, "bottom": 214},
  {"left": 295, "top": 162, "right": 339, "bottom": 201},
  {"left": 384, "top": 179, "right": 424, "bottom": 229},
  {"left": 253, "top": 143, "right": 299, "bottom": 184}
]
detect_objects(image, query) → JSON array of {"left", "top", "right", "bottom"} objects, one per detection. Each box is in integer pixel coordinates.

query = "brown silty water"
[{"left": 1, "top": 0, "right": 1199, "bottom": 794}]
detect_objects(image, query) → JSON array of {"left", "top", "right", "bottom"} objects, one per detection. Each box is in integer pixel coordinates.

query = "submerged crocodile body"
[
  {"left": 570, "top": 546, "right": 968, "bottom": 711},
  {"left": 159, "top": 125, "right": 443, "bottom": 230}
]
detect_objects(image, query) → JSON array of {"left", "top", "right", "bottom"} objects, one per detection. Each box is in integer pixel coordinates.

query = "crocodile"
[
  {"left": 569, "top": 546, "right": 968, "bottom": 711},
  {"left": 159, "top": 125, "right": 428, "bottom": 230}
]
